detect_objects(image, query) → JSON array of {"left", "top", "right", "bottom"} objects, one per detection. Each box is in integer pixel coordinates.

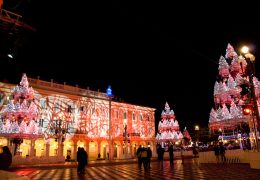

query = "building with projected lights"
[{"left": 0, "top": 74, "right": 155, "bottom": 164}]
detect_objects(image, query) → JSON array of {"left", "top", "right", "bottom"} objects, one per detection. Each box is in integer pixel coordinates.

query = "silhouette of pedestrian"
[
  {"left": 213, "top": 143, "right": 220, "bottom": 163},
  {"left": 136, "top": 145, "right": 142, "bottom": 168},
  {"left": 219, "top": 142, "right": 226, "bottom": 163},
  {"left": 77, "top": 147, "right": 86, "bottom": 174},
  {"left": 157, "top": 144, "right": 164, "bottom": 168},
  {"left": 140, "top": 147, "right": 148, "bottom": 170},
  {"left": 0, "top": 146, "right": 12, "bottom": 170},
  {"left": 168, "top": 144, "right": 174, "bottom": 166},
  {"left": 147, "top": 146, "right": 152, "bottom": 169}
]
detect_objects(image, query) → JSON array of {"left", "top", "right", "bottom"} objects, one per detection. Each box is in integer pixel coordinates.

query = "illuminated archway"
[
  {"left": 19, "top": 139, "right": 31, "bottom": 157},
  {"left": 49, "top": 138, "right": 58, "bottom": 156},
  {"left": 35, "top": 139, "right": 45, "bottom": 157},
  {"left": 131, "top": 141, "right": 138, "bottom": 157},
  {"left": 113, "top": 141, "right": 121, "bottom": 159},
  {"left": 100, "top": 140, "right": 108, "bottom": 159},
  {"left": 77, "top": 140, "right": 86, "bottom": 149},
  {"left": 63, "top": 139, "right": 74, "bottom": 160},
  {"left": 0, "top": 138, "right": 8, "bottom": 147},
  {"left": 88, "top": 141, "right": 98, "bottom": 160},
  {"left": 139, "top": 141, "right": 146, "bottom": 147}
]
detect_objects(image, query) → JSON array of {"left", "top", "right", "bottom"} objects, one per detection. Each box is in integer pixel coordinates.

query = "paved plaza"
[{"left": 7, "top": 159, "right": 260, "bottom": 180}]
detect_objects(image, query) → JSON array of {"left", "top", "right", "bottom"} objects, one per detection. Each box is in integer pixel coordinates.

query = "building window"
[
  {"left": 0, "top": 93, "right": 4, "bottom": 105},
  {"left": 114, "top": 111, "right": 119, "bottom": 119},
  {"left": 132, "top": 112, "right": 135, "bottom": 121},
  {"left": 55, "top": 103, "right": 60, "bottom": 112},
  {"left": 68, "top": 105, "right": 72, "bottom": 113},
  {"left": 140, "top": 114, "right": 143, "bottom": 121},
  {"left": 80, "top": 106, "right": 84, "bottom": 112},
  {"left": 40, "top": 98, "right": 46, "bottom": 109},
  {"left": 102, "top": 109, "right": 105, "bottom": 117},
  {"left": 123, "top": 112, "right": 127, "bottom": 119},
  {"left": 147, "top": 114, "right": 150, "bottom": 121}
]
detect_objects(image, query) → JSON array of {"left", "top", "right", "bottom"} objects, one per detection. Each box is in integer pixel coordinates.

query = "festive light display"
[
  {"left": 156, "top": 102, "right": 186, "bottom": 145},
  {"left": 0, "top": 73, "right": 43, "bottom": 138},
  {"left": 183, "top": 127, "right": 191, "bottom": 141},
  {"left": 0, "top": 74, "right": 155, "bottom": 160},
  {"left": 209, "top": 43, "right": 260, "bottom": 131}
]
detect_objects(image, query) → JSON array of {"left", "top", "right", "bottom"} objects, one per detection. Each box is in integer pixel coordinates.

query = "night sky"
[{"left": 1, "top": 1, "right": 260, "bottom": 133}]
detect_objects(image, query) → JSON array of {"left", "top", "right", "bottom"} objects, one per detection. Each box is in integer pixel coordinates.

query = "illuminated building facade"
[{"left": 0, "top": 74, "right": 155, "bottom": 163}]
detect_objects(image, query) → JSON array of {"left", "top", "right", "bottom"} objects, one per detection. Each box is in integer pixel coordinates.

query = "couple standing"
[{"left": 77, "top": 147, "right": 88, "bottom": 174}]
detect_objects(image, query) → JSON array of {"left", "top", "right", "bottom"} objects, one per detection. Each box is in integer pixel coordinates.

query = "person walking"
[
  {"left": 219, "top": 142, "right": 226, "bottom": 163},
  {"left": 147, "top": 146, "right": 152, "bottom": 169},
  {"left": 140, "top": 147, "right": 148, "bottom": 170},
  {"left": 136, "top": 145, "right": 142, "bottom": 168},
  {"left": 0, "top": 146, "right": 12, "bottom": 170},
  {"left": 157, "top": 144, "right": 164, "bottom": 168},
  {"left": 213, "top": 143, "right": 220, "bottom": 163},
  {"left": 168, "top": 144, "right": 174, "bottom": 166},
  {"left": 77, "top": 147, "right": 84, "bottom": 174}
]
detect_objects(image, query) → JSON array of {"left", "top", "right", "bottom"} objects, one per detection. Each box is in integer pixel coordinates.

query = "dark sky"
[{"left": 1, "top": 1, "right": 260, "bottom": 133}]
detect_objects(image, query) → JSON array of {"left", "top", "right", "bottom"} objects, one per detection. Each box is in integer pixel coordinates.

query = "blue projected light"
[{"left": 106, "top": 85, "right": 113, "bottom": 97}]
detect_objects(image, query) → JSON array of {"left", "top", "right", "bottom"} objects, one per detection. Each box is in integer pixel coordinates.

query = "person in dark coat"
[
  {"left": 157, "top": 144, "right": 164, "bottom": 168},
  {"left": 0, "top": 146, "right": 12, "bottom": 170},
  {"left": 136, "top": 145, "right": 142, "bottom": 168},
  {"left": 219, "top": 142, "right": 226, "bottom": 163},
  {"left": 213, "top": 143, "right": 220, "bottom": 163},
  {"left": 168, "top": 144, "right": 174, "bottom": 166},
  {"left": 77, "top": 147, "right": 84, "bottom": 174},
  {"left": 147, "top": 146, "right": 152, "bottom": 169}
]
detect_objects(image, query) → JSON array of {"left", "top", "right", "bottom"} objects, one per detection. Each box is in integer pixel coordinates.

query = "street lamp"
[
  {"left": 195, "top": 125, "right": 199, "bottom": 146},
  {"left": 240, "top": 45, "right": 260, "bottom": 148},
  {"left": 218, "top": 128, "right": 224, "bottom": 142},
  {"left": 106, "top": 85, "right": 113, "bottom": 160}
]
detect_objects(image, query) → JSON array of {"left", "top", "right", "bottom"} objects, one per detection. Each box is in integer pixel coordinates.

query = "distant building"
[{"left": 0, "top": 74, "right": 155, "bottom": 164}]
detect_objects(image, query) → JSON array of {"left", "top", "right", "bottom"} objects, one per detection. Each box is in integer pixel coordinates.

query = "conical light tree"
[
  {"left": 156, "top": 102, "right": 184, "bottom": 148},
  {"left": 0, "top": 73, "right": 43, "bottom": 155},
  {"left": 209, "top": 43, "right": 260, "bottom": 139}
]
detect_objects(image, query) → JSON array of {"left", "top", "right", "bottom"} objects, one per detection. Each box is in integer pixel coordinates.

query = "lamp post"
[
  {"left": 195, "top": 125, "right": 199, "bottom": 146},
  {"left": 241, "top": 46, "right": 260, "bottom": 148},
  {"left": 50, "top": 117, "right": 70, "bottom": 157},
  {"left": 218, "top": 128, "right": 224, "bottom": 142},
  {"left": 106, "top": 85, "right": 113, "bottom": 160}
]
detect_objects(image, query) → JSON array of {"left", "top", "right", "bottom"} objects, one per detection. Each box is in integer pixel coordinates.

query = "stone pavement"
[{"left": 8, "top": 159, "right": 260, "bottom": 180}]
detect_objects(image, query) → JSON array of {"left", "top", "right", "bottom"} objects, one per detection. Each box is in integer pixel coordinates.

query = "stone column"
[
  {"left": 30, "top": 139, "right": 35, "bottom": 157},
  {"left": 73, "top": 144, "right": 77, "bottom": 160},
  {"left": 111, "top": 141, "right": 115, "bottom": 159},
  {"left": 86, "top": 141, "right": 89, "bottom": 156},
  {"left": 45, "top": 143, "right": 50, "bottom": 157},
  {"left": 98, "top": 142, "right": 101, "bottom": 157},
  {"left": 129, "top": 143, "right": 132, "bottom": 158},
  {"left": 58, "top": 141, "right": 64, "bottom": 157}
]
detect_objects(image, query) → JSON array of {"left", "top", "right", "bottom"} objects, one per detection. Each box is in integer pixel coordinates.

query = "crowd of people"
[
  {"left": 136, "top": 145, "right": 152, "bottom": 170},
  {"left": 213, "top": 142, "right": 226, "bottom": 163},
  {"left": 0, "top": 141, "right": 231, "bottom": 173}
]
